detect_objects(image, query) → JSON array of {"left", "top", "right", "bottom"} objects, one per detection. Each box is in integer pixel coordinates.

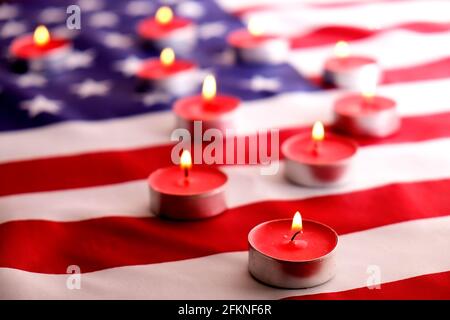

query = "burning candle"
[
  {"left": 148, "top": 150, "right": 228, "bottom": 220},
  {"left": 282, "top": 121, "right": 358, "bottom": 187},
  {"left": 136, "top": 47, "right": 199, "bottom": 95},
  {"left": 9, "top": 25, "right": 71, "bottom": 73},
  {"left": 137, "top": 6, "right": 197, "bottom": 53},
  {"left": 227, "top": 18, "right": 289, "bottom": 65},
  {"left": 334, "top": 81, "right": 400, "bottom": 138},
  {"left": 248, "top": 211, "right": 338, "bottom": 288},
  {"left": 323, "top": 41, "right": 381, "bottom": 90},
  {"left": 173, "top": 74, "right": 241, "bottom": 134}
]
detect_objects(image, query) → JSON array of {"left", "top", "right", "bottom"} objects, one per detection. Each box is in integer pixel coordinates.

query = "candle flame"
[
  {"left": 180, "top": 150, "right": 192, "bottom": 171},
  {"left": 202, "top": 74, "right": 216, "bottom": 101},
  {"left": 312, "top": 121, "right": 325, "bottom": 142},
  {"left": 334, "top": 41, "right": 350, "bottom": 58},
  {"left": 361, "top": 82, "right": 377, "bottom": 100},
  {"left": 291, "top": 211, "right": 303, "bottom": 231},
  {"left": 155, "top": 6, "right": 173, "bottom": 25},
  {"left": 160, "top": 48, "right": 175, "bottom": 67},
  {"left": 33, "top": 25, "right": 50, "bottom": 47},
  {"left": 247, "top": 18, "right": 264, "bottom": 37}
]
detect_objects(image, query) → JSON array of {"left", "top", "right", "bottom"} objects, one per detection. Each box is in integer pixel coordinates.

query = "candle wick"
[
  {"left": 184, "top": 167, "right": 189, "bottom": 180},
  {"left": 290, "top": 230, "right": 303, "bottom": 242},
  {"left": 312, "top": 141, "right": 320, "bottom": 156}
]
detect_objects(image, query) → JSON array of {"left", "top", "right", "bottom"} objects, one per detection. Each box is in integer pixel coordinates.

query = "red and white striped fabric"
[{"left": 1, "top": 0, "right": 450, "bottom": 299}]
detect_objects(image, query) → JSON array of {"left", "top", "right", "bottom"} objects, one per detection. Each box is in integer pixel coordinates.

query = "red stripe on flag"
[
  {"left": 284, "top": 271, "right": 450, "bottom": 300},
  {"left": 1, "top": 112, "right": 450, "bottom": 196},
  {"left": 0, "top": 179, "right": 449, "bottom": 273},
  {"left": 291, "top": 23, "right": 450, "bottom": 49}
]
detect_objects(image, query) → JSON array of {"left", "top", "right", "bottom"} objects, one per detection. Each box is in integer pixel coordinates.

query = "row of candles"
[{"left": 8, "top": 6, "right": 400, "bottom": 290}]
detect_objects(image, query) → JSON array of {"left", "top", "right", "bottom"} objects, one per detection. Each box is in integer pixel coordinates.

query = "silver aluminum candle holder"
[
  {"left": 323, "top": 59, "right": 381, "bottom": 90},
  {"left": 9, "top": 43, "right": 72, "bottom": 73},
  {"left": 148, "top": 168, "right": 228, "bottom": 220},
  {"left": 138, "top": 67, "right": 200, "bottom": 96},
  {"left": 334, "top": 95, "right": 401, "bottom": 138},
  {"left": 248, "top": 219, "right": 339, "bottom": 289},
  {"left": 233, "top": 38, "right": 290, "bottom": 65},
  {"left": 142, "top": 25, "right": 197, "bottom": 54},
  {"left": 282, "top": 134, "right": 358, "bottom": 187}
]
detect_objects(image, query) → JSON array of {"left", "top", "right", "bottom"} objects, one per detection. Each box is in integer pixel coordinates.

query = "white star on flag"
[
  {"left": 246, "top": 76, "right": 281, "bottom": 92},
  {"left": 21, "top": 95, "right": 62, "bottom": 117},
  {"left": 17, "top": 74, "right": 47, "bottom": 88},
  {"left": 126, "top": 1, "right": 154, "bottom": 16},
  {"left": 141, "top": 92, "right": 172, "bottom": 106},
  {"left": 0, "top": 20, "right": 26, "bottom": 38},
  {"left": 0, "top": 4, "right": 19, "bottom": 20},
  {"left": 199, "top": 22, "right": 227, "bottom": 39},
  {"left": 77, "top": 0, "right": 104, "bottom": 12},
  {"left": 39, "top": 7, "right": 66, "bottom": 24},
  {"left": 64, "top": 50, "right": 95, "bottom": 70},
  {"left": 89, "top": 11, "right": 119, "bottom": 28},
  {"left": 72, "top": 79, "right": 111, "bottom": 98},
  {"left": 176, "top": 1, "right": 204, "bottom": 19},
  {"left": 103, "top": 32, "right": 134, "bottom": 49},
  {"left": 114, "top": 56, "right": 143, "bottom": 77}
]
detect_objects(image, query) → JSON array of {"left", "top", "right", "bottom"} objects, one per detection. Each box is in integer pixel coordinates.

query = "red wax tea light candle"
[
  {"left": 248, "top": 211, "right": 338, "bottom": 289},
  {"left": 173, "top": 74, "right": 240, "bottom": 134},
  {"left": 227, "top": 18, "right": 289, "bottom": 65},
  {"left": 334, "top": 83, "right": 400, "bottom": 138},
  {"left": 282, "top": 121, "right": 358, "bottom": 187},
  {"left": 136, "top": 47, "right": 199, "bottom": 96},
  {"left": 9, "top": 25, "right": 71, "bottom": 73},
  {"left": 323, "top": 41, "right": 381, "bottom": 90},
  {"left": 137, "top": 6, "right": 197, "bottom": 53},
  {"left": 148, "top": 150, "right": 228, "bottom": 220}
]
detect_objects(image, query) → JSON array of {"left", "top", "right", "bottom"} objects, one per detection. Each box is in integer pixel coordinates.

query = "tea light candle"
[
  {"left": 136, "top": 48, "right": 199, "bottom": 96},
  {"left": 9, "top": 25, "right": 71, "bottom": 73},
  {"left": 173, "top": 74, "right": 240, "bottom": 134},
  {"left": 334, "top": 83, "right": 400, "bottom": 138},
  {"left": 282, "top": 122, "right": 358, "bottom": 187},
  {"left": 323, "top": 41, "right": 381, "bottom": 90},
  {"left": 227, "top": 18, "right": 289, "bottom": 65},
  {"left": 137, "top": 6, "right": 197, "bottom": 53},
  {"left": 248, "top": 211, "right": 338, "bottom": 289},
  {"left": 148, "top": 150, "right": 228, "bottom": 220}
]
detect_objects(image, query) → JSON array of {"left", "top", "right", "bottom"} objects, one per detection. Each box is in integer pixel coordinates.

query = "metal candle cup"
[
  {"left": 282, "top": 123, "right": 358, "bottom": 187},
  {"left": 173, "top": 74, "right": 240, "bottom": 134},
  {"left": 148, "top": 150, "right": 228, "bottom": 220},
  {"left": 323, "top": 56, "right": 381, "bottom": 90},
  {"left": 248, "top": 218, "right": 338, "bottom": 289},
  {"left": 9, "top": 26, "right": 71, "bottom": 73},
  {"left": 334, "top": 94, "right": 400, "bottom": 138},
  {"left": 137, "top": 6, "right": 197, "bottom": 53},
  {"left": 227, "top": 21, "right": 289, "bottom": 65},
  {"left": 136, "top": 49, "right": 199, "bottom": 96}
]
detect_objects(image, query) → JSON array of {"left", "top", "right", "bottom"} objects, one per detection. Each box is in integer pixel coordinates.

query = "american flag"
[{"left": 0, "top": 0, "right": 449, "bottom": 299}]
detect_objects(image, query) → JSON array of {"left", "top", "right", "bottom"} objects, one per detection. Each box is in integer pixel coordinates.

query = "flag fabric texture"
[{"left": 0, "top": 0, "right": 449, "bottom": 299}]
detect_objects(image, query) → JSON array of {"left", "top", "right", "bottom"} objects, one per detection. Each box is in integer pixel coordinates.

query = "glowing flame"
[
  {"left": 312, "top": 121, "right": 325, "bottom": 142},
  {"left": 160, "top": 48, "right": 175, "bottom": 67},
  {"left": 334, "top": 41, "right": 350, "bottom": 58},
  {"left": 180, "top": 150, "right": 192, "bottom": 171},
  {"left": 361, "top": 81, "right": 377, "bottom": 100},
  {"left": 202, "top": 74, "right": 216, "bottom": 101},
  {"left": 247, "top": 18, "right": 264, "bottom": 37},
  {"left": 155, "top": 6, "right": 173, "bottom": 25},
  {"left": 33, "top": 25, "right": 50, "bottom": 47},
  {"left": 291, "top": 211, "right": 303, "bottom": 231}
]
